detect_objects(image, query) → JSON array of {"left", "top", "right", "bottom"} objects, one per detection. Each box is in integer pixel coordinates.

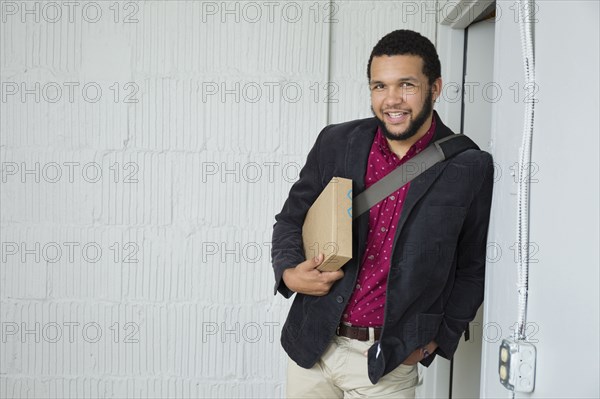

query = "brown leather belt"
[{"left": 336, "top": 323, "right": 382, "bottom": 341}]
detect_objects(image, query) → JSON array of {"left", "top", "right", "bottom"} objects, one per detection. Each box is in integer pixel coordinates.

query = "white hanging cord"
[{"left": 515, "top": 0, "right": 536, "bottom": 342}]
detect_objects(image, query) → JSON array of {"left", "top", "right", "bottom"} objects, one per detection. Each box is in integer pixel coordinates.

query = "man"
[{"left": 271, "top": 30, "right": 494, "bottom": 398}]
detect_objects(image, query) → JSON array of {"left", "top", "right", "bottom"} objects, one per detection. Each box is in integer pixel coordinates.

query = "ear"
[{"left": 430, "top": 78, "right": 442, "bottom": 102}]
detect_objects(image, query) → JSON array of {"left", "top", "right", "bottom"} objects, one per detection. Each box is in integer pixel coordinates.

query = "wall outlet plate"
[{"left": 499, "top": 338, "right": 536, "bottom": 393}]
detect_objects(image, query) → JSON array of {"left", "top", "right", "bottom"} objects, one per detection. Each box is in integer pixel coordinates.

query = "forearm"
[
  {"left": 272, "top": 221, "right": 306, "bottom": 297},
  {"left": 271, "top": 126, "right": 329, "bottom": 297}
]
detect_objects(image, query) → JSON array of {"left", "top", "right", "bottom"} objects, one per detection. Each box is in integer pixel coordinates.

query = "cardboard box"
[{"left": 302, "top": 177, "right": 353, "bottom": 271}]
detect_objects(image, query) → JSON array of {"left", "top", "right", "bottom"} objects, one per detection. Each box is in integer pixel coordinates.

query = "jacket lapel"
[
  {"left": 345, "top": 118, "right": 378, "bottom": 193},
  {"left": 393, "top": 112, "right": 455, "bottom": 244},
  {"left": 346, "top": 119, "right": 378, "bottom": 267}
]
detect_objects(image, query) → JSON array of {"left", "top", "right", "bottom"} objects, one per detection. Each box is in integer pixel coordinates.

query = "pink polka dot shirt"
[{"left": 342, "top": 118, "right": 436, "bottom": 327}]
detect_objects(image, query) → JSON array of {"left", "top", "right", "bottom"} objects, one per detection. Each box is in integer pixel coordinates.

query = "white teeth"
[{"left": 388, "top": 112, "right": 405, "bottom": 117}]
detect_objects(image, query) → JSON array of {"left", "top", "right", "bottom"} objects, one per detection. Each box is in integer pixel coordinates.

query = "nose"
[{"left": 383, "top": 86, "right": 405, "bottom": 108}]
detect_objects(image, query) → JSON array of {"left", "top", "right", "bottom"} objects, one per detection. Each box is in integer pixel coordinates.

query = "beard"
[{"left": 372, "top": 88, "right": 434, "bottom": 141}]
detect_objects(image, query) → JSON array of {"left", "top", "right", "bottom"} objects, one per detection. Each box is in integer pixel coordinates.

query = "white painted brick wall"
[{"left": 0, "top": 1, "right": 435, "bottom": 397}]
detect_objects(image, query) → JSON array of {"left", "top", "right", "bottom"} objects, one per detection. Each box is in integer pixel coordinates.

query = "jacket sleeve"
[
  {"left": 271, "top": 126, "right": 330, "bottom": 298},
  {"left": 433, "top": 153, "right": 494, "bottom": 359}
]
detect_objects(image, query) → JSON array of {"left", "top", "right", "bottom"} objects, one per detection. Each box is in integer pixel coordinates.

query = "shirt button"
[
  {"left": 336, "top": 295, "right": 344, "bottom": 303},
  {"left": 380, "top": 227, "right": 387, "bottom": 233},
  {"left": 390, "top": 195, "right": 395, "bottom": 200},
  {"left": 368, "top": 255, "right": 375, "bottom": 261},
  {"left": 343, "top": 313, "right": 348, "bottom": 318},
  {"left": 356, "top": 284, "right": 361, "bottom": 289}
]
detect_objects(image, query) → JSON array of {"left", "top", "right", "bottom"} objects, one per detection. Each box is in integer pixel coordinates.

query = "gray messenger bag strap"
[{"left": 352, "top": 134, "right": 479, "bottom": 220}]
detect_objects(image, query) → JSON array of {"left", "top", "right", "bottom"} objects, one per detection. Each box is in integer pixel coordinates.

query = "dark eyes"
[{"left": 370, "top": 82, "right": 415, "bottom": 91}]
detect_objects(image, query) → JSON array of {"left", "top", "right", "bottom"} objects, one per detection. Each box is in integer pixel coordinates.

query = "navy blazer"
[{"left": 271, "top": 111, "right": 494, "bottom": 384}]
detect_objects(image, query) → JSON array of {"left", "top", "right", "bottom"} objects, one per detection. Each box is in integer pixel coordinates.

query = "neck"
[{"left": 386, "top": 113, "right": 434, "bottom": 159}]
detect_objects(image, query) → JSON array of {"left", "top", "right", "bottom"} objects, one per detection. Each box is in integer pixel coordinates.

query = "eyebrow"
[{"left": 369, "top": 77, "right": 420, "bottom": 85}]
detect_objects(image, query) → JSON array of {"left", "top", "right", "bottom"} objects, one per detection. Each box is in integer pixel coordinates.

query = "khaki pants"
[{"left": 286, "top": 334, "right": 419, "bottom": 398}]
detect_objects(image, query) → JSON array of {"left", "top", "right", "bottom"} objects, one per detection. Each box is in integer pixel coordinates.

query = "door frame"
[{"left": 417, "top": 1, "right": 496, "bottom": 398}]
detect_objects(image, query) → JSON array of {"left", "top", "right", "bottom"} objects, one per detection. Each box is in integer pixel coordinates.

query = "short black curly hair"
[{"left": 367, "top": 30, "right": 441, "bottom": 85}]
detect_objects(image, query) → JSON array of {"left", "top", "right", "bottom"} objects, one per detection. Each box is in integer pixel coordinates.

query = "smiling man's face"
[{"left": 369, "top": 54, "right": 441, "bottom": 141}]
